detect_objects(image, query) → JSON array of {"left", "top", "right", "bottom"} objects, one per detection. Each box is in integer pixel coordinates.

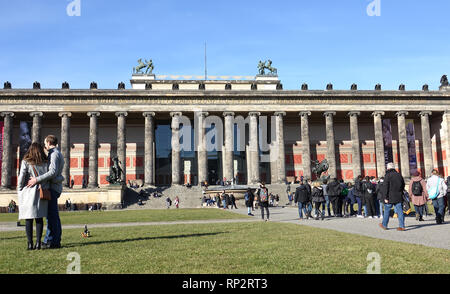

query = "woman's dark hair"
[{"left": 23, "top": 142, "right": 48, "bottom": 165}]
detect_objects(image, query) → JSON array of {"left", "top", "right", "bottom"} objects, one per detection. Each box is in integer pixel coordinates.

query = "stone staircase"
[{"left": 122, "top": 183, "right": 292, "bottom": 210}]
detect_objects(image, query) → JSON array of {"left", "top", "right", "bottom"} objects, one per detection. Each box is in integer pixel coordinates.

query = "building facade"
[{"left": 1, "top": 75, "right": 450, "bottom": 207}]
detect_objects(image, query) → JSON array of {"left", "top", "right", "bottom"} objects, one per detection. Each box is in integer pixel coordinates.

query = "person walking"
[
  {"left": 409, "top": 170, "right": 428, "bottom": 221},
  {"left": 311, "top": 181, "right": 325, "bottom": 220},
  {"left": 294, "top": 179, "right": 311, "bottom": 219},
  {"left": 362, "top": 176, "right": 376, "bottom": 218},
  {"left": 426, "top": 170, "right": 447, "bottom": 224},
  {"left": 17, "top": 142, "right": 50, "bottom": 250},
  {"left": 27, "top": 135, "right": 64, "bottom": 249},
  {"left": 380, "top": 163, "right": 406, "bottom": 231},
  {"left": 220, "top": 190, "right": 227, "bottom": 209},
  {"left": 230, "top": 193, "right": 237, "bottom": 209},
  {"left": 327, "top": 178, "right": 343, "bottom": 217},
  {"left": 174, "top": 196, "right": 180, "bottom": 209},
  {"left": 258, "top": 183, "right": 270, "bottom": 221},
  {"left": 321, "top": 179, "right": 331, "bottom": 217},
  {"left": 244, "top": 188, "right": 254, "bottom": 216},
  {"left": 166, "top": 196, "right": 172, "bottom": 209}
]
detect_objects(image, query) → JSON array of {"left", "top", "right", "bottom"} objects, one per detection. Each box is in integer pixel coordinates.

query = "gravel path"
[{"left": 1, "top": 206, "right": 449, "bottom": 250}]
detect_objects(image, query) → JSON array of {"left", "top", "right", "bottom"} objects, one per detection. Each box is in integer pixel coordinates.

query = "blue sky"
[{"left": 0, "top": 0, "right": 449, "bottom": 90}]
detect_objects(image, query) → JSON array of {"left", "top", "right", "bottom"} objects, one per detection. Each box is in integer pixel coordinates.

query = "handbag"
[{"left": 31, "top": 165, "right": 51, "bottom": 201}]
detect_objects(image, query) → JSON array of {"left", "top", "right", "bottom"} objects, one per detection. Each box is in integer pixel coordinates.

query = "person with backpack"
[
  {"left": 294, "top": 179, "right": 312, "bottom": 219},
  {"left": 244, "top": 188, "right": 254, "bottom": 216},
  {"left": 362, "top": 176, "right": 376, "bottom": 218},
  {"left": 409, "top": 170, "right": 428, "bottom": 221},
  {"left": 354, "top": 175, "right": 364, "bottom": 218},
  {"left": 380, "top": 163, "right": 406, "bottom": 231},
  {"left": 327, "top": 178, "right": 343, "bottom": 217},
  {"left": 258, "top": 183, "right": 270, "bottom": 221},
  {"left": 230, "top": 193, "right": 237, "bottom": 209},
  {"left": 426, "top": 170, "right": 447, "bottom": 224},
  {"left": 311, "top": 181, "right": 325, "bottom": 220}
]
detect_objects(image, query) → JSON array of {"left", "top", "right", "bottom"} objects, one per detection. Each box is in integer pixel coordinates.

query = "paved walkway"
[
  {"left": 232, "top": 206, "right": 450, "bottom": 250},
  {"left": 1, "top": 206, "right": 449, "bottom": 250}
]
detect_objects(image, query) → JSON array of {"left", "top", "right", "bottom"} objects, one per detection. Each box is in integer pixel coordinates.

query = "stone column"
[
  {"left": 196, "top": 112, "right": 208, "bottom": 186},
  {"left": 419, "top": 111, "right": 433, "bottom": 178},
  {"left": 30, "top": 112, "right": 43, "bottom": 143},
  {"left": 299, "top": 111, "right": 312, "bottom": 180},
  {"left": 396, "top": 111, "right": 410, "bottom": 179},
  {"left": 249, "top": 112, "right": 260, "bottom": 184},
  {"left": 324, "top": 112, "right": 337, "bottom": 179},
  {"left": 87, "top": 112, "right": 100, "bottom": 188},
  {"left": 170, "top": 112, "right": 182, "bottom": 185},
  {"left": 348, "top": 111, "right": 361, "bottom": 179},
  {"left": 372, "top": 111, "right": 386, "bottom": 178},
  {"left": 143, "top": 112, "right": 156, "bottom": 186},
  {"left": 246, "top": 145, "right": 252, "bottom": 185},
  {"left": 115, "top": 112, "right": 128, "bottom": 183},
  {"left": 274, "top": 111, "right": 286, "bottom": 183},
  {"left": 0, "top": 112, "right": 14, "bottom": 189},
  {"left": 223, "top": 112, "right": 235, "bottom": 182},
  {"left": 58, "top": 112, "right": 72, "bottom": 188}
]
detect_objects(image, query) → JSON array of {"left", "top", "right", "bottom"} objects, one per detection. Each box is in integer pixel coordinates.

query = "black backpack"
[{"left": 411, "top": 181, "right": 423, "bottom": 196}]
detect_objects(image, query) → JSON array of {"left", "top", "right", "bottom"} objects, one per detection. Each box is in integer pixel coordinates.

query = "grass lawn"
[
  {"left": 1, "top": 220, "right": 449, "bottom": 274},
  {"left": 0, "top": 208, "right": 249, "bottom": 225}
]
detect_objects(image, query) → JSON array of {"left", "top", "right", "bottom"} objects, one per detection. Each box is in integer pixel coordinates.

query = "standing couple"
[{"left": 17, "top": 135, "right": 64, "bottom": 250}]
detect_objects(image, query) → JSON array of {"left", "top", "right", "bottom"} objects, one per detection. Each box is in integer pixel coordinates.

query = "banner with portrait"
[
  {"left": 382, "top": 119, "right": 393, "bottom": 166},
  {"left": 406, "top": 119, "right": 417, "bottom": 171},
  {"left": 0, "top": 121, "right": 3, "bottom": 185},
  {"left": 19, "top": 121, "right": 32, "bottom": 173}
]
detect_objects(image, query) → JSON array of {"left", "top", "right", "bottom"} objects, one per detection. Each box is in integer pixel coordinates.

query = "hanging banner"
[
  {"left": 382, "top": 119, "right": 393, "bottom": 166},
  {"left": 0, "top": 121, "right": 3, "bottom": 185},
  {"left": 406, "top": 119, "right": 417, "bottom": 172},
  {"left": 19, "top": 122, "right": 32, "bottom": 173}
]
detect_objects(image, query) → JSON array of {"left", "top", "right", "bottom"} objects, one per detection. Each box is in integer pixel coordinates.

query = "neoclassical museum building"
[{"left": 0, "top": 72, "right": 449, "bottom": 208}]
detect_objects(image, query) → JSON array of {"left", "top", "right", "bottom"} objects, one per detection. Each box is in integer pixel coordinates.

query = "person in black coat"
[
  {"left": 362, "top": 176, "right": 376, "bottom": 218},
  {"left": 380, "top": 163, "right": 406, "bottom": 230},
  {"left": 294, "top": 180, "right": 312, "bottom": 219},
  {"left": 311, "top": 182, "right": 325, "bottom": 220},
  {"left": 244, "top": 188, "right": 254, "bottom": 216},
  {"left": 376, "top": 177, "right": 387, "bottom": 218},
  {"left": 354, "top": 175, "right": 364, "bottom": 217},
  {"left": 327, "top": 178, "right": 343, "bottom": 217}
]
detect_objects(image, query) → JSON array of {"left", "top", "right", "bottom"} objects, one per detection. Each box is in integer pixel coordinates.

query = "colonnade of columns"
[{"left": 0, "top": 110, "right": 440, "bottom": 189}]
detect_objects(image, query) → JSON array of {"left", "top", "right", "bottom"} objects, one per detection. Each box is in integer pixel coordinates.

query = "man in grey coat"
[{"left": 27, "top": 135, "right": 65, "bottom": 248}]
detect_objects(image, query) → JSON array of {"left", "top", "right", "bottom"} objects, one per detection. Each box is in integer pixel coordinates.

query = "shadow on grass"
[
  {"left": 0, "top": 235, "right": 26, "bottom": 241},
  {"left": 63, "top": 231, "right": 229, "bottom": 248}
]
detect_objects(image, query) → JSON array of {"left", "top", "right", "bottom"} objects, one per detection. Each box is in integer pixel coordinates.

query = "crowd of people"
[{"left": 284, "top": 163, "right": 449, "bottom": 229}]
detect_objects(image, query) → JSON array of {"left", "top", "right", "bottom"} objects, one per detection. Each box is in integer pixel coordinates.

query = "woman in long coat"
[
  {"left": 408, "top": 170, "right": 428, "bottom": 221},
  {"left": 17, "top": 142, "right": 50, "bottom": 250}
]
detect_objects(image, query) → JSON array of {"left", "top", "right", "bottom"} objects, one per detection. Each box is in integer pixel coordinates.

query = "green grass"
[
  {"left": 0, "top": 208, "right": 249, "bottom": 225},
  {"left": 1, "top": 221, "right": 449, "bottom": 274}
]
